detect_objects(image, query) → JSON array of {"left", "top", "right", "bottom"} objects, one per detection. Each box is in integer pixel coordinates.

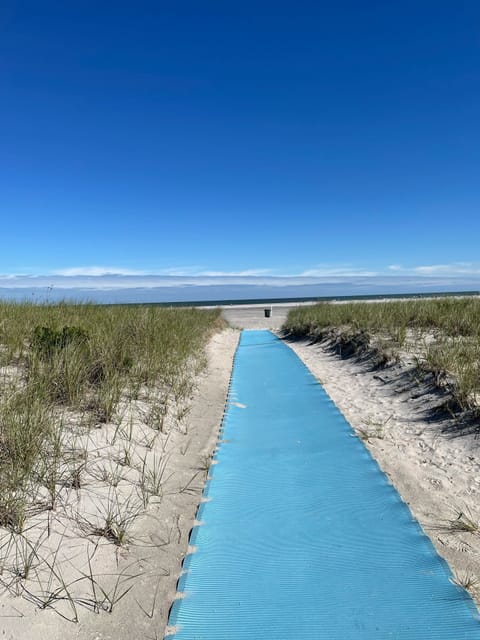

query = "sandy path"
[{"left": 220, "top": 302, "right": 314, "bottom": 330}]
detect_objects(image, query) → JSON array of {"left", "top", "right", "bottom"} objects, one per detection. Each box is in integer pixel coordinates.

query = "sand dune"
[
  {"left": 0, "top": 329, "right": 238, "bottom": 640},
  {"left": 3, "top": 301, "right": 480, "bottom": 637}
]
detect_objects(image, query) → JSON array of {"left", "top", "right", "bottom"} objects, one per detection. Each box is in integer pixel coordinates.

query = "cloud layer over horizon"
[
  {"left": 2, "top": 262, "right": 480, "bottom": 286},
  {"left": 0, "top": 267, "right": 479, "bottom": 304}
]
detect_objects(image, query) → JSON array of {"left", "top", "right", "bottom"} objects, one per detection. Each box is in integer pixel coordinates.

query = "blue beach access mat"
[{"left": 167, "top": 330, "right": 480, "bottom": 639}]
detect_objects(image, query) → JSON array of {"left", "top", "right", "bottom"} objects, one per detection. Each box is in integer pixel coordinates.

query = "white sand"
[
  {"left": 0, "top": 328, "right": 239, "bottom": 640},
  {"left": 220, "top": 302, "right": 305, "bottom": 330}
]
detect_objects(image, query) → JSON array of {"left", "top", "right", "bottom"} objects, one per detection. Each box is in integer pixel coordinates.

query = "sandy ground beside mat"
[{"left": 0, "top": 328, "right": 239, "bottom": 640}]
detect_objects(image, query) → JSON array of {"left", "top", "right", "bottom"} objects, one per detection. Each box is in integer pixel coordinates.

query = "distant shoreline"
[
  {"left": 0, "top": 289, "right": 478, "bottom": 308},
  {"left": 122, "top": 289, "right": 480, "bottom": 308}
]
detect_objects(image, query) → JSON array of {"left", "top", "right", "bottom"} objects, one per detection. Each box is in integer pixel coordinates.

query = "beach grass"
[
  {"left": 283, "top": 297, "right": 480, "bottom": 410},
  {"left": 0, "top": 302, "right": 224, "bottom": 600}
]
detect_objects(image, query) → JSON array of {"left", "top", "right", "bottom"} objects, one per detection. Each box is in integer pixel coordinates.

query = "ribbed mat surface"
[{"left": 167, "top": 330, "right": 480, "bottom": 639}]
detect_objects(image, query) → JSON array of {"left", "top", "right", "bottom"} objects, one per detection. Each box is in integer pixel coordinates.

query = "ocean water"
[{"left": 0, "top": 287, "right": 477, "bottom": 307}]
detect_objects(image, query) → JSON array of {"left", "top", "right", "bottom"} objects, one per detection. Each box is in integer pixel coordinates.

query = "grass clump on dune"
[
  {"left": 0, "top": 301, "right": 223, "bottom": 614},
  {"left": 283, "top": 297, "right": 480, "bottom": 410},
  {"left": 0, "top": 301, "right": 222, "bottom": 478}
]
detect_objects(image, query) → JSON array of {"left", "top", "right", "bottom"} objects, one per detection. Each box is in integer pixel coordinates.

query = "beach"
[
  {"left": 1, "top": 300, "right": 480, "bottom": 639},
  {"left": 220, "top": 301, "right": 314, "bottom": 330},
  {"left": 0, "top": 311, "right": 238, "bottom": 640}
]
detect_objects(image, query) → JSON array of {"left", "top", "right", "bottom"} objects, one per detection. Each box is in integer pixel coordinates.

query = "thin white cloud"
[
  {"left": 149, "top": 267, "right": 274, "bottom": 277},
  {"left": 158, "top": 266, "right": 206, "bottom": 277},
  {"left": 0, "top": 272, "right": 479, "bottom": 301},
  {"left": 0, "top": 273, "right": 28, "bottom": 279},
  {"left": 414, "top": 263, "right": 480, "bottom": 275},
  {"left": 387, "top": 262, "right": 480, "bottom": 276},
  {"left": 0, "top": 263, "right": 478, "bottom": 293},
  {"left": 53, "top": 266, "right": 148, "bottom": 277},
  {"left": 0, "top": 273, "right": 315, "bottom": 289},
  {"left": 299, "top": 267, "right": 379, "bottom": 277},
  {"left": 198, "top": 269, "right": 273, "bottom": 277},
  {"left": 53, "top": 266, "right": 275, "bottom": 278}
]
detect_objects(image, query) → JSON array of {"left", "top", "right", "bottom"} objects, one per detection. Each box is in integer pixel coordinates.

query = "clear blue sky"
[{"left": 1, "top": 1, "right": 479, "bottom": 282}]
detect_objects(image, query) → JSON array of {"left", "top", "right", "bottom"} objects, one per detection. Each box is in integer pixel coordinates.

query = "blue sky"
[{"left": 1, "top": 1, "right": 479, "bottom": 299}]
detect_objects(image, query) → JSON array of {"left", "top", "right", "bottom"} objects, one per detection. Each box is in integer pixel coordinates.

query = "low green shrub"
[{"left": 31, "top": 325, "right": 89, "bottom": 359}]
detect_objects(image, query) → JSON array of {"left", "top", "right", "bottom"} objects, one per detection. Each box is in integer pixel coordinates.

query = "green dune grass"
[
  {"left": 283, "top": 297, "right": 480, "bottom": 411},
  {"left": 0, "top": 302, "right": 223, "bottom": 532}
]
